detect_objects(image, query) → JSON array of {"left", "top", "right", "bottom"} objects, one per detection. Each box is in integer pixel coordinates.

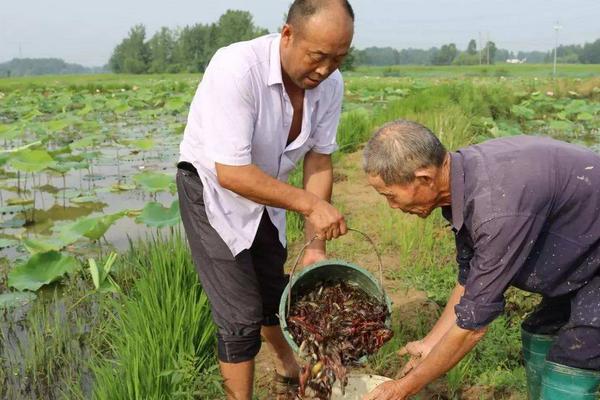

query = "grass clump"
[{"left": 90, "top": 231, "right": 220, "bottom": 400}]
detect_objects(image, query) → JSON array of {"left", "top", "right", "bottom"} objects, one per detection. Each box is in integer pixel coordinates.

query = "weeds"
[{"left": 91, "top": 231, "right": 219, "bottom": 399}]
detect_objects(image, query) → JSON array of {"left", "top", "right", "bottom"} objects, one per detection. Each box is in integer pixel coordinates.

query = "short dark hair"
[
  {"left": 286, "top": 0, "right": 355, "bottom": 28},
  {"left": 363, "top": 120, "right": 448, "bottom": 185}
]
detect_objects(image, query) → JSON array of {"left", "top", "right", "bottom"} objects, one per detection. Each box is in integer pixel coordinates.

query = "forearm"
[
  {"left": 303, "top": 152, "right": 333, "bottom": 252},
  {"left": 400, "top": 323, "right": 486, "bottom": 397},
  {"left": 215, "top": 162, "right": 318, "bottom": 216},
  {"left": 422, "top": 283, "right": 465, "bottom": 347}
]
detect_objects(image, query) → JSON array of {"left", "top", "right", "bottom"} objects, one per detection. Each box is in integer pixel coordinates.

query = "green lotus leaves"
[
  {"left": 0, "top": 123, "right": 22, "bottom": 141},
  {"left": 133, "top": 171, "right": 173, "bottom": 193},
  {"left": 45, "top": 118, "right": 73, "bottom": 132},
  {"left": 70, "top": 195, "right": 100, "bottom": 204},
  {"left": 8, "top": 149, "right": 56, "bottom": 173},
  {"left": 0, "top": 204, "right": 33, "bottom": 215},
  {"left": 6, "top": 198, "right": 34, "bottom": 206},
  {"left": 22, "top": 237, "right": 69, "bottom": 254},
  {"left": 69, "top": 135, "right": 104, "bottom": 150},
  {"left": 129, "top": 138, "right": 156, "bottom": 151},
  {"left": 110, "top": 183, "right": 136, "bottom": 192},
  {"left": 164, "top": 96, "right": 186, "bottom": 112},
  {"left": 0, "top": 291, "right": 37, "bottom": 309},
  {"left": 55, "top": 211, "right": 128, "bottom": 242},
  {"left": 548, "top": 120, "right": 575, "bottom": 132},
  {"left": 50, "top": 160, "right": 89, "bottom": 174},
  {"left": 0, "top": 238, "right": 19, "bottom": 250},
  {"left": 510, "top": 104, "right": 536, "bottom": 120},
  {"left": 135, "top": 200, "right": 181, "bottom": 227},
  {"left": 8, "top": 251, "right": 79, "bottom": 291},
  {"left": 577, "top": 112, "right": 594, "bottom": 121}
]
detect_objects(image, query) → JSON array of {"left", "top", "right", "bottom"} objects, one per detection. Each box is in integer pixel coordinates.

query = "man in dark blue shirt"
[{"left": 361, "top": 120, "right": 600, "bottom": 400}]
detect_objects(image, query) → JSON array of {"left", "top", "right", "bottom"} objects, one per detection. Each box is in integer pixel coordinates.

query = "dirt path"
[{"left": 254, "top": 150, "right": 430, "bottom": 397}]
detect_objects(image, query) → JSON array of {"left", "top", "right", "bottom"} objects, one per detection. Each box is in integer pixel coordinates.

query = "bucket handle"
[{"left": 286, "top": 227, "right": 386, "bottom": 317}]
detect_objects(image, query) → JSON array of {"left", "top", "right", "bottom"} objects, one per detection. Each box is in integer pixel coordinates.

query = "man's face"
[
  {"left": 367, "top": 174, "right": 440, "bottom": 218},
  {"left": 280, "top": 12, "right": 353, "bottom": 90}
]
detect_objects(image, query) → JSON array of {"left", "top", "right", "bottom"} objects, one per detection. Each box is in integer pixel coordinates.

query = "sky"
[{"left": 1, "top": 0, "right": 599, "bottom": 66}]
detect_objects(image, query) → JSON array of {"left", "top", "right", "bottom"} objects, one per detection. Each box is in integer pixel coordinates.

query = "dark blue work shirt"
[{"left": 442, "top": 136, "right": 600, "bottom": 330}]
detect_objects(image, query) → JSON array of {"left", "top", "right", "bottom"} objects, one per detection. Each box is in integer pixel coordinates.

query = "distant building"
[{"left": 506, "top": 58, "right": 527, "bottom": 64}]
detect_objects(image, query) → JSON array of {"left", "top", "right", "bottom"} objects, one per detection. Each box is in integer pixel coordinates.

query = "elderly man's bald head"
[
  {"left": 363, "top": 120, "right": 448, "bottom": 185},
  {"left": 286, "top": 0, "right": 355, "bottom": 33}
]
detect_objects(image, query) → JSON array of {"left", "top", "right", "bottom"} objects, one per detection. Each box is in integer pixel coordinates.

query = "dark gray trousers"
[
  {"left": 176, "top": 168, "right": 288, "bottom": 363},
  {"left": 522, "top": 275, "right": 600, "bottom": 370}
]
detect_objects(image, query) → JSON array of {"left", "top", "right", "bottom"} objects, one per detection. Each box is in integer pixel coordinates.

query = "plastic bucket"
[
  {"left": 541, "top": 361, "right": 600, "bottom": 400},
  {"left": 521, "top": 328, "right": 555, "bottom": 400},
  {"left": 278, "top": 258, "right": 392, "bottom": 354},
  {"left": 330, "top": 373, "right": 391, "bottom": 399}
]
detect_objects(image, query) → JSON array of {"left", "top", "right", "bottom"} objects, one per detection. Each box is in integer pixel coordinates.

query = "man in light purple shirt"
[{"left": 177, "top": 1, "right": 354, "bottom": 398}]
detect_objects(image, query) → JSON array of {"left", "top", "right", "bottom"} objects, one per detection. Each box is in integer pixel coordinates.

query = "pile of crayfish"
[{"left": 286, "top": 281, "right": 393, "bottom": 400}]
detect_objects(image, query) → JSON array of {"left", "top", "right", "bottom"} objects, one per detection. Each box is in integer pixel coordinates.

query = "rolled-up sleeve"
[
  {"left": 197, "top": 58, "right": 255, "bottom": 166},
  {"left": 455, "top": 214, "right": 545, "bottom": 330},
  {"left": 310, "top": 73, "right": 343, "bottom": 155}
]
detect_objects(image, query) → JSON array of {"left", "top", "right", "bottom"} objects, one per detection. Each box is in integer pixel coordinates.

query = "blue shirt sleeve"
[
  {"left": 455, "top": 214, "right": 545, "bottom": 330},
  {"left": 454, "top": 229, "right": 473, "bottom": 286}
]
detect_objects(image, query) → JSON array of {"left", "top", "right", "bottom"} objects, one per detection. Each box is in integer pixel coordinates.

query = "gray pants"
[{"left": 176, "top": 168, "right": 288, "bottom": 363}]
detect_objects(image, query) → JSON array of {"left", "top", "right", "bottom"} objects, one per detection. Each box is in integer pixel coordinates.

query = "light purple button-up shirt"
[{"left": 179, "top": 33, "right": 344, "bottom": 256}]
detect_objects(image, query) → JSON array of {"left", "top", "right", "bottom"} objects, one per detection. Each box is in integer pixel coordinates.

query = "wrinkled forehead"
[{"left": 294, "top": 10, "right": 353, "bottom": 46}]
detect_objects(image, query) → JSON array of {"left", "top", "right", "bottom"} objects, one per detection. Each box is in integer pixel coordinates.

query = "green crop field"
[{"left": 0, "top": 65, "right": 599, "bottom": 399}]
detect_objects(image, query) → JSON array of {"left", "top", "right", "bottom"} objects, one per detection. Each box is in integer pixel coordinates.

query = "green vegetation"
[
  {"left": 91, "top": 232, "right": 219, "bottom": 399},
  {"left": 0, "top": 232, "right": 222, "bottom": 399},
  {"left": 0, "top": 65, "right": 599, "bottom": 398},
  {"left": 109, "top": 10, "right": 268, "bottom": 74}
]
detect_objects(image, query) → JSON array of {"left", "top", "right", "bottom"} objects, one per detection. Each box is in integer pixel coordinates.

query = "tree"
[
  {"left": 210, "top": 10, "right": 269, "bottom": 53},
  {"left": 340, "top": 46, "right": 356, "bottom": 71},
  {"left": 431, "top": 43, "right": 458, "bottom": 65},
  {"left": 148, "top": 27, "right": 176, "bottom": 73},
  {"left": 452, "top": 52, "right": 479, "bottom": 65},
  {"left": 174, "top": 24, "right": 211, "bottom": 72},
  {"left": 483, "top": 41, "right": 497, "bottom": 64},
  {"left": 109, "top": 24, "right": 150, "bottom": 74},
  {"left": 466, "top": 39, "right": 477, "bottom": 55},
  {"left": 581, "top": 39, "right": 600, "bottom": 64}
]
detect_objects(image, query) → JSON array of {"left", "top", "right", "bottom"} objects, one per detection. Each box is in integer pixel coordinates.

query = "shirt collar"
[
  {"left": 449, "top": 151, "right": 465, "bottom": 231},
  {"left": 268, "top": 34, "right": 283, "bottom": 87}
]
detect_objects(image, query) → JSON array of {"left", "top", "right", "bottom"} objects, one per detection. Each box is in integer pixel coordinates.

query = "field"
[{"left": 0, "top": 64, "right": 599, "bottom": 399}]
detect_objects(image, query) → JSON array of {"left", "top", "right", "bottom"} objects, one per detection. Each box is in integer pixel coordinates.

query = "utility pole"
[
  {"left": 486, "top": 32, "right": 490, "bottom": 65},
  {"left": 478, "top": 32, "right": 482, "bottom": 65},
  {"left": 553, "top": 21, "right": 562, "bottom": 78}
]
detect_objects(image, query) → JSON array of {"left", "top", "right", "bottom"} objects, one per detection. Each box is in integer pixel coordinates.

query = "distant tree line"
[
  {"left": 354, "top": 38, "right": 600, "bottom": 66},
  {"left": 550, "top": 41, "right": 600, "bottom": 64},
  {"left": 109, "top": 8, "right": 600, "bottom": 74},
  {"left": 109, "top": 10, "right": 269, "bottom": 74},
  {"left": 0, "top": 58, "right": 105, "bottom": 77}
]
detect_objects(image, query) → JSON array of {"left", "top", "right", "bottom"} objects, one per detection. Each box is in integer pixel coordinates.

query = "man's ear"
[{"left": 280, "top": 24, "right": 293, "bottom": 43}]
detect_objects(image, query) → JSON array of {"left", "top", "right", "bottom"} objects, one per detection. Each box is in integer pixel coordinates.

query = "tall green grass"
[{"left": 90, "top": 231, "right": 221, "bottom": 400}]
